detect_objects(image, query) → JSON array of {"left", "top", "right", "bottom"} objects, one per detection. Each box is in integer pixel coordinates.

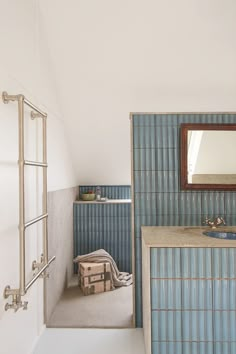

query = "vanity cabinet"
[
  {"left": 73, "top": 200, "right": 132, "bottom": 273},
  {"left": 142, "top": 226, "right": 236, "bottom": 354}
]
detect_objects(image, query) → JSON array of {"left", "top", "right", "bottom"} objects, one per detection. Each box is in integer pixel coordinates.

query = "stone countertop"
[
  {"left": 74, "top": 199, "right": 131, "bottom": 204},
  {"left": 142, "top": 226, "right": 236, "bottom": 248}
]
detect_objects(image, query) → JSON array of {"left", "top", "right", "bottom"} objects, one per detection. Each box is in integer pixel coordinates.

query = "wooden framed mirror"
[{"left": 180, "top": 123, "right": 236, "bottom": 190}]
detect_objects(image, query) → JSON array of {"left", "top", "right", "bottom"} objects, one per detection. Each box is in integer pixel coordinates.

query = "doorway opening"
[{"left": 45, "top": 185, "right": 134, "bottom": 329}]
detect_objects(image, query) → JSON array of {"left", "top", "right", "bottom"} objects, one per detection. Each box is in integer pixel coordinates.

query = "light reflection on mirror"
[{"left": 187, "top": 130, "right": 236, "bottom": 184}]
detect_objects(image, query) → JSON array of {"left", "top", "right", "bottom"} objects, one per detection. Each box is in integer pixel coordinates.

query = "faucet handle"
[
  {"left": 203, "top": 217, "right": 213, "bottom": 226},
  {"left": 213, "top": 216, "right": 226, "bottom": 227},
  {"left": 219, "top": 216, "right": 226, "bottom": 225}
]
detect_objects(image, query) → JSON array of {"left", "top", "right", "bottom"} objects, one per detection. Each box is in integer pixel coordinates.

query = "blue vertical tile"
[
  {"left": 213, "top": 311, "right": 229, "bottom": 341},
  {"left": 179, "top": 213, "right": 202, "bottom": 226},
  {"left": 134, "top": 125, "right": 156, "bottom": 148},
  {"left": 223, "top": 113, "right": 236, "bottom": 123},
  {"left": 196, "top": 248, "right": 212, "bottom": 278},
  {"left": 134, "top": 148, "right": 156, "bottom": 171},
  {"left": 181, "top": 248, "right": 212, "bottom": 278},
  {"left": 135, "top": 281, "right": 142, "bottom": 327},
  {"left": 182, "top": 280, "right": 212, "bottom": 310},
  {"left": 182, "top": 342, "right": 198, "bottom": 354},
  {"left": 213, "top": 280, "right": 228, "bottom": 310},
  {"left": 230, "top": 342, "right": 236, "bottom": 354},
  {"left": 133, "top": 152, "right": 140, "bottom": 175},
  {"left": 134, "top": 193, "right": 143, "bottom": 215},
  {"left": 146, "top": 171, "right": 157, "bottom": 192},
  {"left": 200, "top": 342, "right": 214, "bottom": 354},
  {"left": 209, "top": 113, "right": 223, "bottom": 123},
  {"left": 133, "top": 126, "right": 144, "bottom": 148},
  {"left": 214, "top": 342, "right": 230, "bottom": 354},
  {"left": 151, "top": 311, "right": 162, "bottom": 341},
  {"left": 156, "top": 193, "right": 179, "bottom": 215},
  {"left": 155, "top": 126, "right": 179, "bottom": 148},
  {"left": 152, "top": 341, "right": 182, "bottom": 354},
  {"left": 179, "top": 192, "right": 202, "bottom": 215},
  {"left": 135, "top": 237, "right": 142, "bottom": 264},
  {"left": 144, "top": 114, "right": 155, "bottom": 126},
  {"left": 225, "top": 192, "right": 236, "bottom": 215},
  {"left": 151, "top": 279, "right": 182, "bottom": 310},
  {"left": 227, "top": 214, "right": 236, "bottom": 226},
  {"left": 156, "top": 171, "right": 179, "bottom": 192},
  {"left": 132, "top": 114, "right": 145, "bottom": 126},
  {"left": 156, "top": 148, "right": 164, "bottom": 170},
  {"left": 181, "top": 310, "right": 213, "bottom": 341},
  {"left": 229, "top": 310, "right": 236, "bottom": 340},
  {"left": 155, "top": 125, "right": 163, "bottom": 148},
  {"left": 178, "top": 113, "right": 201, "bottom": 124},
  {"left": 156, "top": 147, "right": 179, "bottom": 171},
  {"left": 165, "top": 248, "right": 178, "bottom": 278},
  {"left": 201, "top": 192, "right": 225, "bottom": 215},
  {"left": 212, "top": 248, "right": 228, "bottom": 278},
  {"left": 146, "top": 193, "right": 157, "bottom": 215},
  {"left": 229, "top": 280, "right": 236, "bottom": 310}
]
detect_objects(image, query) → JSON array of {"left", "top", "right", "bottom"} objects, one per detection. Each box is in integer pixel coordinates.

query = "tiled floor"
[{"left": 33, "top": 328, "right": 146, "bottom": 354}]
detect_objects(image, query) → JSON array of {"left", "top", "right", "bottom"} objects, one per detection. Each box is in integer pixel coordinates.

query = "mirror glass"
[{"left": 180, "top": 124, "right": 236, "bottom": 190}]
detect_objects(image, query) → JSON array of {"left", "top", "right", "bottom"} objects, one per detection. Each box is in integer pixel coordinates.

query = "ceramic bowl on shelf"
[{"left": 81, "top": 193, "right": 96, "bottom": 201}]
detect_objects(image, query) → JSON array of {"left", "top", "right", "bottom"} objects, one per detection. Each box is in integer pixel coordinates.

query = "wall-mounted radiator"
[{"left": 2, "top": 91, "right": 55, "bottom": 312}]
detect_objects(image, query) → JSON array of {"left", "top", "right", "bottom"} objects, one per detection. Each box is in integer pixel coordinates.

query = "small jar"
[{"left": 96, "top": 186, "right": 101, "bottom": 201}]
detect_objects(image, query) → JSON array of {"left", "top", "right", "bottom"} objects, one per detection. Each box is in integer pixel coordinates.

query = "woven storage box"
[{"left": 79, "top": 262, "right": 112, "bottom": 295}]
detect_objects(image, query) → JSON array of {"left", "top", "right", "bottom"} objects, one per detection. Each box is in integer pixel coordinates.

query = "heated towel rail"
[{"left": 2, "top": 92, "right": 55, "bottom": 312}]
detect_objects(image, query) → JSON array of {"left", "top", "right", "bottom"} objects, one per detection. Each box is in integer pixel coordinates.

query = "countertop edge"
[{"left": 142, "top": 226, "right": 236, "bottom": 248}]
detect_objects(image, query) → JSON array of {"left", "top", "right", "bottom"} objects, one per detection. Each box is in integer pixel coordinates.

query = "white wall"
[
  {"left": 39, "top": 0, "right": 236, "bottom": 185},
  {"left": 0, "top": 1, "right": 77, "bottom": 354}
]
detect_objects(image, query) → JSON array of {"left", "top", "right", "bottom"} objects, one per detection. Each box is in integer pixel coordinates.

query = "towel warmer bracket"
[
  {"left": 32, "top": 254, "right": 49, "bottom": 278},
  {"left": 3, "top": 288, "right": 28, "bottom": 312}
]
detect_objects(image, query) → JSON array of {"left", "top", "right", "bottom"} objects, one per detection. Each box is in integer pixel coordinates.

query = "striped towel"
[{"left": 74, "top": 249, "right": 132, "bottom": 288}]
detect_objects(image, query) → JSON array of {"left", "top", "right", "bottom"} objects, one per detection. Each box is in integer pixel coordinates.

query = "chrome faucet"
[{"left": 203, "top": 216, "right": 226, "bottom": 229}]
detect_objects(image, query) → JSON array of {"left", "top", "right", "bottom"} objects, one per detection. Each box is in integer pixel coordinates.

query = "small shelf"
[{"left": 74, "top": 199, "right": 132, "bottom": 205}]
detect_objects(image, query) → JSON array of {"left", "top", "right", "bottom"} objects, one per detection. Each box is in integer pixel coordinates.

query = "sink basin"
[{"left": 203, "top": 231, "right": 236, "bottom": 240}]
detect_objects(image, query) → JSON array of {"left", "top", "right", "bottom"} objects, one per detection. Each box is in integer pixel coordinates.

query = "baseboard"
[{"left": 28, "top": 324, "right": 46, "bottom": 354}]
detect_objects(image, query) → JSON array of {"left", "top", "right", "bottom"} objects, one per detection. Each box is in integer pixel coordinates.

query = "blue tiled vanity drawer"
[
  {"left": 152, "top": 310, "right": 213, "bottom": 342},
  {"left": 150, "top": 247, "right": 236, "bottom": 354}
]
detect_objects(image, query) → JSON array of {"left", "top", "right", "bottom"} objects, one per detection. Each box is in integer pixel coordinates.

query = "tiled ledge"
[{"left": 74, "top": 199, "right": 132, "bottom": 204}]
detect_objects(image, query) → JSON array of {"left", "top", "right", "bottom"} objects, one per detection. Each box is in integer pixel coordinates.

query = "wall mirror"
[{"left": 180, "top": 123, "right": 236, "bottom": 190}]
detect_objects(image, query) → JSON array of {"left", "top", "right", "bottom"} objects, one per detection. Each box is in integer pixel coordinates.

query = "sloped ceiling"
[
  {"left": 38, "top": 0, "right": 137, "bottom": 185},
  {"left": 38, "top": 0, "right": 236, "bottom": 185}
]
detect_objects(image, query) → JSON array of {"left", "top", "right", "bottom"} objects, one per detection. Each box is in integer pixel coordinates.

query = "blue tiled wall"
[
  {"left": 74, "top": 185, "right": 132, "bottom": 273},
  {"left": 131, "top": 113, "right": 236, "bottom": 327},
  {"left": 73, "top": 201, "right": 132, "bottom": 273},
  {"left": 150, "top": 247, "right": 236, "bottom": 354}
]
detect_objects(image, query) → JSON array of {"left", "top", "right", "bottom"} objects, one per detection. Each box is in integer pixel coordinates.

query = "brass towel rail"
[{"left": 2, "top": 91, "right": 55, "bottom": 312}]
